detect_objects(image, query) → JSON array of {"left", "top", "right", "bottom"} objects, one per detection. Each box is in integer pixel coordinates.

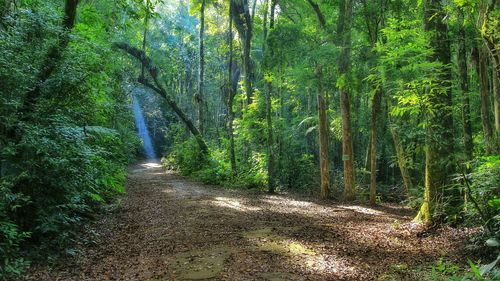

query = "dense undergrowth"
[{"left": 0, "top": 1, "right": 141, "bottom": 279}]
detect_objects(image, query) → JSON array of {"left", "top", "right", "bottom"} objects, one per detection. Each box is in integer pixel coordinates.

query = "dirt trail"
[{"left": 24, "top": 161, "right": 474, "bottom": 281}]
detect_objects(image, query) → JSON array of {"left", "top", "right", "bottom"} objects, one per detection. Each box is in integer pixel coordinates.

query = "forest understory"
[
  {"left": 2, "top": 0, "right": 500, "bottom": 279},
  {"left": 22, "top": 161, "right": 479, "bottom": 281}
]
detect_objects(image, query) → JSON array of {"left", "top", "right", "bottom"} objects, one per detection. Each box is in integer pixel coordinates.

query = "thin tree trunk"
[
  {"left": 141, "top": 0, "right": 150, "bottom": 80},
  {"left": 263, "top": 0, "right": 276, "bottom": 193},
  {"left": 228, "top": 0, "right": 237, "bottom": 174},
  {"left": 478, "top": 45, "right": 495, "bottom": 155},
  {"left": 457, "top": 9, "right": 473, "bottom": 161},
  {"left": 390, "top": 125, "right": 412, "bottom": 197},
  {"left": 317, "top": 65, "right": 330, "bottom": 199},
  {"left": 369, "top": 89, "right": 382, "bottom": 204},
  {"left": 337, "top": 0, "right": 356, "bottom": 201},
  {"left": 363, "top": 136, "right": 371, "bottom": 184},
  {"left": 494, "top": 63, "right": 500, "bottom": 146},
  {"left": 197, "top": 0, "right": 206, "bottom": 135}
]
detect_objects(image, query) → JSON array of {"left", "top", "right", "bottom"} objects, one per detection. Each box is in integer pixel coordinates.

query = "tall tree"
[
  {"left": 337, "top": 0, "right": 356, "bottom": 201},
  {"left": 227, "top": 0, "right": 238, "bottom": 175},
  {"left": 197, "top": 0, "right": 206, "bottom": 135},
  {"left": 478, "top": 45, "right": 495, "bottom": 155},
  {"left": 307, "top": 0, "right": 330, "bottom": 199},
  {"left": 317, "top": 65, "right": 330, "bottom": 199},
  {"left": 263, "top": 0, "right": 276, "bottom": 193},
  {"left": 231, "top": 0, "right": 253, "bottom": 105},
  {"left": 457, "top": 8, "right": 473, "bottom": 161},
  {"left": 415, "top": 0, "right": 455, "bottom": 223},
  {"left": 362, "top": 0, "right": 387, "bottom": 205}
]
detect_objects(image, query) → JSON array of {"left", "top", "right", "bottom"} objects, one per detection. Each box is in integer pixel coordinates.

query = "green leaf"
[
  {"left": 486, "top": 238, "right": 500, "bottom": 247},
  {"left": 468, "top": 259, "right": 483, "bottom": 280}
]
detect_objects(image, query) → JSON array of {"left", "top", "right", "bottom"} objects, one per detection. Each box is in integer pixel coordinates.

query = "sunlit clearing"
[
  {"left": 141, "top": 162, "right": 162, "bottom": 169},
  {"left": 340, "top": 205, "right": 385, "bottom": 215},
  {"left": 211, "top": 197, "right": 261, "bottom": 212}
]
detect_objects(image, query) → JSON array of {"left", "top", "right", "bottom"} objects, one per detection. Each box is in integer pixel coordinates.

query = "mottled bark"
[
  {"left": 415, "top": 0, "right": 454, "bottom": 223},
  {"left": 263, "top": 0, "right": 276, "bottom": 193},
  {"left": 390, "top": 125, "right": 412, "bottom": 197},
  {"left": 197, "top": 0, "right": 206, "bottom": 135},
  {"left": 478, "top": 45, "right": 495, "bottom": 155},
  {"left": 337, "top": 0, "right": 356, "bottom": 201},
  {"left": 457, "top": 10, "right": 473, "bottom": 161},
  {"left": 317, "top": 65, "right": 330, "bottom": 199},
  {"left": 369, "top": 89, "right": 382, "bottom": 204},
  {"left": 228, "top": 0, "right": 237, "bottom": 175},
  {"left": 231, "top": 0, "right": 253, "bottom": 105}
]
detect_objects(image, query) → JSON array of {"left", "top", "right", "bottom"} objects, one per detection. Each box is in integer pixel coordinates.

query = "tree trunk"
[
  {"left": 263, "top": 0, "right": 276, "bottom": 193},
  {"left": 369, "top": 89, "right": 382, "bottom": 204},
  {"left": 457, "top": 9, "right": 473, "bottom": 161},
  {"left": 390, "top": 125, "right": 412, "bottom": 197},
  {"left": 478, "top": 45, "right": 495, "bottom": 155},
  {"left": 415, "top": 0, "right": 454, "bottom": 223},
  {"left": 141, "top": 0, "right": 150, "bottom": 80},
  {"left": 337, "top": 0, "right": 356, "bottom": 201},
  {"left": 494, "top": 63, "right": 500, "bottom": 147},
  {"left": 228, "top": 0, "right": 237, "bottom": 175},
  {"left": 197, "top": 0, "right": 206, "bottom": 135},
  {"left": 317, "top": 65, "right": 330, "bottom": 199},
  {"left": 114, "top": 43, "right": 209, "bottom": 154},
  {"left": 480, "top": 1, "right": 500, "bottom": 84},
  {"left": 231, "top": 0, "right": 253, "bottom": 105}
]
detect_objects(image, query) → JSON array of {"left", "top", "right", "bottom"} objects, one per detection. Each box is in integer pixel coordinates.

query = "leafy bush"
[{"left": 0, "top": 181, "right": 31, "bottom": 279}]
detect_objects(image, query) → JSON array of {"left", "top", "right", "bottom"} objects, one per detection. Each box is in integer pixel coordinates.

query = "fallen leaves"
[{"left": 21, "top": 161, "right": 479, "bottom": 281}]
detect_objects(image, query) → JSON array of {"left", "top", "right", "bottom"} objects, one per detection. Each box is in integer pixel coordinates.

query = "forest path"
[{"left": 26, "top": 161, "right": 472, "bottom": 281}]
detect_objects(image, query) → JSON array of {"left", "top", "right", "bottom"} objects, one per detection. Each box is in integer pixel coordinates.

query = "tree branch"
[
  {"left": 307, "top": 0, "right": 326, "bottom": 29},
  {"left": 113, "top": 42, "right": 209, "bottom": 154}
]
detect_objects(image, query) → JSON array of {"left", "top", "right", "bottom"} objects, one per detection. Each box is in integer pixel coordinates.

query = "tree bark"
[
  {"left": 141, "top": 0, "right": 150, "bottom": 80},
  {"left": 197, "top": 0, "right": 206, "bottom": 135},
  {"left": 415, "top": 0, "right": 454, "bottom": 223},
  {"left": 369, "top": 89, "right": 382, "bottom": 204},
  {"left": 457, "top": 9, "right": 473, "bottom": 161},
  {"left": 478, "top": 45, "right": 495, "bottom": 155},
  {"left": 228, "top": 0, "right": 237, "bottom": 175},
  {"left": 337, "top": 0, "right": 356, "bottom": 201},
  {"left": 263, "top": 0, "right": 276, "bottom": 193},
  {"left": 363, "top": 0, "right": 387, "bottom": 205},
  {"left": 390, "top": 125, "right": 412, "bottom": 197},
  {"left": 494, "top": 63, "right": 500, "bottom": 146},
  {"left": 114, "top": 43, "right": 209, "bottom": 154},
  {"left": 480, "top": 1, "right": 500, "bottom": 83},
  {"left": 317, "top": 65, "right": 330, "bottom": 199},
  {"left": 231, "top": 0, "right": 253, "bottom": 105}
]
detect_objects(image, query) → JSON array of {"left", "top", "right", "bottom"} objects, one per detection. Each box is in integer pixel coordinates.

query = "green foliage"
[
  {"left": 0, "top": 182, "right": 31, "bottom": 280},
  {"left": 0, "top": 0, "right": 141, "bottom": 278}
]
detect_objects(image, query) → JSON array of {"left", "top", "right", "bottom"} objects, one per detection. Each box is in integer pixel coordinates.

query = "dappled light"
[
  {"left": 140, "top": 162, "right": 162, "bottom": 169},
  {"left": 4, "top": 0, "right": 497, "bottom": 280},
  {"left": 211, "top": 196, "right": 262, "bottom": 212},
  {"left": 338, "top": 205, "right": 386, "bottom": 216}
]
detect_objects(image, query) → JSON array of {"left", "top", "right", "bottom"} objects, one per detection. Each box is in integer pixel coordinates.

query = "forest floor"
[{"left": 23, "top": 160, "right": 478, "bottom": 281}]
